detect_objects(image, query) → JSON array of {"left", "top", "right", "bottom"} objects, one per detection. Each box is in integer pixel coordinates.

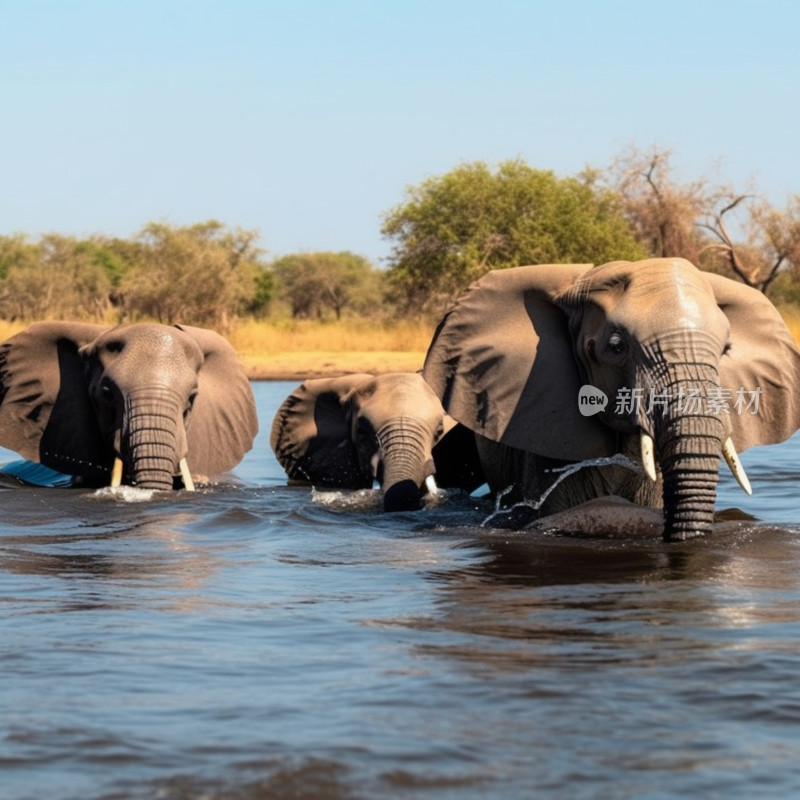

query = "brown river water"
[{"left": 3, "top": 381, "right": 800, "bottom": 799}]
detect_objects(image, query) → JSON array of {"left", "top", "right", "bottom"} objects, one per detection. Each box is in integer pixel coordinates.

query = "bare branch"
[
  {"left": 717, "top": 194, "right": 753, "bottom": 218},
  {"left": 760, "top": 254, "right": 786, "bottom": 295}
]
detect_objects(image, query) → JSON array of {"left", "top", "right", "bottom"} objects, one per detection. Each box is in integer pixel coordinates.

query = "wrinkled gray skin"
[
  {"left": 518, "top": 496, "right": 757, "bottom": 540},
  {"left": 270, "top": 372, "right": 483, "bottom": 511},
  {"left": 0, "top": 322, "right": 258, "bottom": 491},
  {"left": 424, "top": 258, "right": 800, "bottom": 541}
]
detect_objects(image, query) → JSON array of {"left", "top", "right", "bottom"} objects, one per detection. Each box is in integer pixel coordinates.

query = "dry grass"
[
  {"left": 239, "top": 350, "right": 427, "bottom": 380},
  {"left": 780, "top": 307, "right": 800, "bottom": 346},
  {"left": 227, "top": 317, "right": 434, "bottom": 353},
  {"left": 227, "top": 318, "right": 433, "bottom": 379},
  {"left": 2, "top": 309, "right": 799, "bottom": 381},
  {"left": 0, "top": 320, "right": 26, "bottom": 341}
]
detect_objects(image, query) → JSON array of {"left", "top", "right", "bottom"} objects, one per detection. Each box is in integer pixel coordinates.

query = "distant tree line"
[
  {"left": 0, "top": 221, "right": 267, "bottom": 328},
  {"left": 0, "top": 222, "right": 383, "bottom": 328},
  {"left": 2, "top": 145, "right": 800, "bottom": 328}
]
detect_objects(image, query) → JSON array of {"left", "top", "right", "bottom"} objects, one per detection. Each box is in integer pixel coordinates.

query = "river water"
[{"left": 3, "top": 381, "right": 800, "bottom": 799}]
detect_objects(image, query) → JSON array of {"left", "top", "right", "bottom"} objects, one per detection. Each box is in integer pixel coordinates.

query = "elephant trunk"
[
  {"left": 121, "top": 388, "right": 186, "bottom": 491},
  {"left": 642, "top": 353, "right": 727, "bottom": 541},
  {"left": 657, "top": 413, "right": 725, "bottom": 541},
  {"left": 376, "top": 416, "right": 433, "bottom": 512}
]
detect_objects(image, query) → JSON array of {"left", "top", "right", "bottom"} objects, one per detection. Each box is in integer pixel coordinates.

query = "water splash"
[
  {"left": 92, "top": 485, "right": 157, "bottom": 503},
  {"left": 311, "top": 484, "right": 450, "bottom": 513},
  {"left": 422, "top": 486, "right": 451, "bottom": 508},
  {"left": 481, "top": 453, "right": 643, "bottom": 528},
  {"left": 312, "top": 487, "right": 382, "bottom": 512}
]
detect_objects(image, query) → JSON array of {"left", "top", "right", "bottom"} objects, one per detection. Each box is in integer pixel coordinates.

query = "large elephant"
[
  {"left": 423, "top": 258, "right": 800, "bottom": 541},
  {"left": 270, "top": 372, "right": 484, "bottom": 511},
  {"left": 0, "top": 321, "right": 258, "bottom": 490}
]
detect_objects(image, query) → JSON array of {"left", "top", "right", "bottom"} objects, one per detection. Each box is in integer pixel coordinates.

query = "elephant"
[
  {"left": 270, "top": 372, "right": 484, "bottom": 511},
  {"left": 0, "top": 321, "right": 258, "bottom": 491},
  {"left": 422, "top": 257, "right": 800, "bottom": 541}
]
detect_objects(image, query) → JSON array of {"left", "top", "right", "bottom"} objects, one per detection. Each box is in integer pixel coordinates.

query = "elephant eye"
[
  {"left": 607, "top": 332, "right": 627, "bottom": 355},
  {"left": 105, "top": 340, "right": 124, "bottom": 353},
  {"left": 184, "top": 391, "right": 198, "bottom": 421}
]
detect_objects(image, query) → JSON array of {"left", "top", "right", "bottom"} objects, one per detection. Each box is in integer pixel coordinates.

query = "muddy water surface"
[{"left": 3, "top": 381, "right": 800, "bottom": 799}]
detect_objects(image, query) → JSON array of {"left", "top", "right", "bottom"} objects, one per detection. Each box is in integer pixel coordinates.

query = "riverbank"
[
  {"left": 2, "top": 307, "right": 799, "bottom": 382},
  {"left": 239, "top": 350, "right": 427, "bottom": 380},
  {"left": 228, "top": 318, "right": 432, "bottom": 380},
  {"left": 236, "top": 306, "right": 800, "bottom": 380}
]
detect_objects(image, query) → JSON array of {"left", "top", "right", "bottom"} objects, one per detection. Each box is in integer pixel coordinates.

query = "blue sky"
[{"left": 2, "top": 0, "right": 798, "bottom": 265}]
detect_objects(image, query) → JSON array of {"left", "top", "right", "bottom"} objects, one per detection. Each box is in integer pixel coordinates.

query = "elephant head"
[
  {"left": 423, "top": 258, "right": 800, "bottom": 541},
  {"left": 270, "top": 372, "right": 484, "bottom": 511},
  {"left": 0, "top": 321, "right": 258, "bottom": 491}
]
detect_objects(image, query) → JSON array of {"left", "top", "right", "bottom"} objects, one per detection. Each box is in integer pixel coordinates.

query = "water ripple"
[{"left": 3, "top": 385, "right": 800, "bottom": 799}]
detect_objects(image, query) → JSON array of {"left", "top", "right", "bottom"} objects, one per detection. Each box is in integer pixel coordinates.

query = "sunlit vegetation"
[
  {"left": 3, "top": 145, "right": 800, "bottom": 367},
  {"left": 779, "top": 307, "right": 800, "bottom": 346},
  {"left": 228, "top": 317, "right": 433, "bottom": 354},
  {"left": 381, "top": 159, "right": 645, "bottom": 314}
]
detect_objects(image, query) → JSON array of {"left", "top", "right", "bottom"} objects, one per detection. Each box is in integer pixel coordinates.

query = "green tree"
[
  {"left": 270, "top": 254, "right": 325, "bottom": 318},
  {"left": 75, "top": 236, "right": 139, "bottom": 310},
  {"left": 381, "top": 159, "right": 644, "bottom": 313},
  {"left": 270, "top": 251, "right": 380, "bottom": 319},
  {"left": 120, "top": 221, "right": 264, "bottom": 328},
  {"left": 247, "top": 267, "right": 277, "bottom": 318},
  {"left": 0, "top": 234, "right": 113, "bottom": 320},
  {"left": 0, "top": 234, "right": 38, "bottom": 282}
]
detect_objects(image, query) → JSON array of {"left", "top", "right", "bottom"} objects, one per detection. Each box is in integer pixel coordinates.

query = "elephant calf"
[{"left": 270, "top": 372, "right": 484, "bottom": 511}]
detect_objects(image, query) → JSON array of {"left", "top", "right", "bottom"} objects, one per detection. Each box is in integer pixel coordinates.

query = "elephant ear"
[
  {"left": 270, "top": 373, "right": 374, "bottom": 488},
  {"left": 173, "top": 325, "right": 258, "bottom": 475},
  {"left": 423, "top": 264, "right": 617, "bottom": 461},
  {"left": 704, "top": 273, "right": 800, "bottom": 451},
  {"left": 0, "top": 321, "right": 113, "bottom": 478}
]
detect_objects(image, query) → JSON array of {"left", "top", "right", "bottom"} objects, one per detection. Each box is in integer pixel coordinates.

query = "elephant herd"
[{"left": 1, "top": 257, "right": 799, "bottom": 542}]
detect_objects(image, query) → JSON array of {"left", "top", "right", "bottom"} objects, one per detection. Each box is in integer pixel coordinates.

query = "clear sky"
[{"left": 2, "top": 0, "right": 798, "bottom": 265}]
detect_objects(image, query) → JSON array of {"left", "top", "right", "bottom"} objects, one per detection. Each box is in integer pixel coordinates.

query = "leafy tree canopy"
[
  {"left": 120, "top": 221, "right": 264, "bottom": 328},
  {"left": 270, "top": 251, "right": 382, "bottom": 320},
  {"left": 0, "top": 233, "right": 112, "bottom": 320},
  {"left": 381, "top": 159, "right": 645, "bottom": 313}
]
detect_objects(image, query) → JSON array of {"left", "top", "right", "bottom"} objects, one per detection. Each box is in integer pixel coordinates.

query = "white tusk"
[
  {"left": 722, "top": 437, "right": 752, "bottom": 496},
  {"left": 110, "top": 458, "right": 123, "bottom": 488},
  {"left": 425, "top": 475, "right": 438, "bottom": 494},
  {"left": 179, "top": 458, "right": 195, "bottom": 492},
  {"left": 640, "top": 432, "right": 657, "bottom": 482}
]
